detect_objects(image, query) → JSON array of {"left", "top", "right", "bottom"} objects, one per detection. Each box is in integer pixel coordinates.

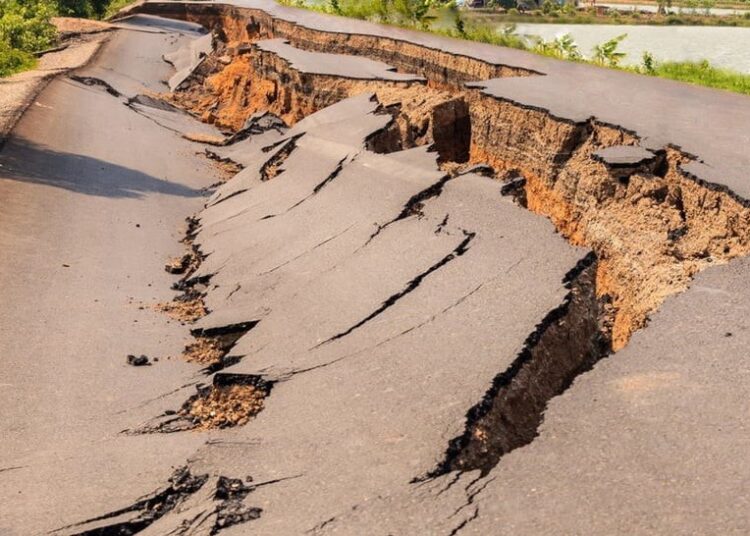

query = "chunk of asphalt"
[{"left": 126, "top": 354, "right": 150, "bottom": 367}]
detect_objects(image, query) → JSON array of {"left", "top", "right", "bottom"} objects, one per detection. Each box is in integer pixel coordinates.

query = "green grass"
[{"left": 647, "top": 59, "right": 750, "bottom": 94}]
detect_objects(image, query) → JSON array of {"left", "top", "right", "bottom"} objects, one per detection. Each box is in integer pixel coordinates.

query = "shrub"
[
  {"left": 0, "top": 0, "right": 56, "bottom": 76},
  {"left": 0, "top": 40, "right": 36, "bottom": 76},
  {"left": 641, "top": 50, "right": 656, "bottom": 74},
  {"left": 592, "top": 33, "right": 627, "bottom": 67},
  {"left": 0, "top": 0, "right": 57, "bottom": 51}
]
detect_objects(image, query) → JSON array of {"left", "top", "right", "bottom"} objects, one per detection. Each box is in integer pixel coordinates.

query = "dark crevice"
[
  {"left": 449, "top": 476, "right": 494, "bottom": 519},
  {"left": 361, "top": 173, "right": 452, "bottom": 249},
  {"left": 312, "top": 156, "right": 348, "bottom": 194},
  {"left": 191, "top": 320, "right": 258, "bottom": 338},
  {"left": 315, "top": 231, "right": 474, "bottom": 348},
  {"left": 435, "top": 213, "right": 449, "bottom": 234},
  {"left": 68, "top": 75, "right": 123, "bottom": 97},
  {"left": 499, "top": 170, "right": 527, "bottom": 207},
  {"left": 187, "top": 321, "right": 258, "bottom": 374},
  {"left": 258, "top": 224, "right": 355, "bottom": 276},
  {"left": 365, "top": 97, "right": 471, "bottom": 163},
  {"left": 365, "top": 107, "right": 403, "bottom": 154},
  {"left": 259, "top": 135, "right": 302, "bottom": 181},
  {"left": 0, "top": 465, "right": 26, "bottom": 474},
  {"left": 54, "top": 467, "right": 263, "bottom": 536},
  {"left": 266, "top": 156, "right": 350, "bottom": 220},
  {"left": 286, "top": 279, "right": 485, "bottom": 380},
  {"left": 205, "top": 148, "right": 245, "bottom": 173},
  {"left": 56, "top": 467, "right": 209, "bottom": 534},
  {"left": 446, "top": 507, "right": 479, "bottom": 536},
  {"left": 421, "top": 252, "right": 610, "bottom": 478},
  {"left": 222, "top": 112, "right": 287, "bottom": 146},
  {"left": 209, "top": 187, "right": 249, "bottom": 207},
  {"left": 430, "top": 98, "right": 471, "bottom": 163}
]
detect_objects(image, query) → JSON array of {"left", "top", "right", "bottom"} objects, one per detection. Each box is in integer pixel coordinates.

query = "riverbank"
[
  {"left": 273, "top": 1, "right": 750, "bottom": 95},
  {"left": 602, "top": 0, "right": 750, "bottom": 10},
  {"left": 465, "top": 7, "right": 750, "bottom": 27}
]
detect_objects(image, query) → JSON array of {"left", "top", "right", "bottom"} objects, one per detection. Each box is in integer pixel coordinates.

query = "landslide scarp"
[{"left": 140, "top": 4, "right": 750, "bottom": 475}]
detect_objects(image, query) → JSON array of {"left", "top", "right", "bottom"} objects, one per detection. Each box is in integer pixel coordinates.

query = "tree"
[
  {"left": 592, "top": 33, "right": 627, "bottom": 67},
  {"left": 0, "top": 0, "right": 57, "bottom": 51},
  {"left": 328, "top": 0, "right": 342, "bottom": 14}
]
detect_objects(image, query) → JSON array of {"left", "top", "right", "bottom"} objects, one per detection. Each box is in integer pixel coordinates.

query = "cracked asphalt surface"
[
  {"left": 2, "top": 5, "right": 750, "bottom": 535},
  {"left": 0, "top": 17, "right": 219, "bottom": 534}
]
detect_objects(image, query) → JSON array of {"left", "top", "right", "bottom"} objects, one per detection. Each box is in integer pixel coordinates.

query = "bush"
[
  {"left": 0, "top": 41, "right": 36, "bottom": 76},
  {"left": 56, "top": 0, "right": 93, "bottom": 17},
  {"left": 591, "top": 33, "right": 627, "bottom": 67},
  {"left": 0, "top": 0, "right": 56, "bottom": 76},
  {"left": 0, "top": 0, "right": 57, "bottom": 51},
  {"left": 57, "top": 0, "right": 124, "bottom": 18}
]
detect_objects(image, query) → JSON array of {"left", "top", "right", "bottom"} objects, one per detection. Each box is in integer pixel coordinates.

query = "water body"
[
  {"left": 511, "top": 23, "right": 750, "bottom": 71},
  {"left": 599, "top": 2, "right": 750, "bottom": 16}
]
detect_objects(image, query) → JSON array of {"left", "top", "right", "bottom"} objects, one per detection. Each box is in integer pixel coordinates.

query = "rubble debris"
[
  {"left": 126, "top": 354, "right": 150, "bottom": 367},
  {"left": 54, "top": 467, "right": 262, "bottom": 535}
]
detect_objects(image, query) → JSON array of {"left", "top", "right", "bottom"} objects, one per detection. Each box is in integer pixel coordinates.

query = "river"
[{"left": 510, "top": 23, "right": 750, "bottom": 71}]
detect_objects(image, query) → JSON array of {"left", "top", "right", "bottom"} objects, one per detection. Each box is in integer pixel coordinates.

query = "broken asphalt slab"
[{"left": 2, "top": 1, "right": 750, "bottom": 534}]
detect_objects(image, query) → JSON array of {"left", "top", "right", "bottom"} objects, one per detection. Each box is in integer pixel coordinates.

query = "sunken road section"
[{"left": 50, "top": 2, "right": 750, "bottom": 535}]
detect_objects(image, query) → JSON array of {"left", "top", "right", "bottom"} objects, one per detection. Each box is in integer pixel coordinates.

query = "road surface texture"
[{"left": 1, "top": 2, "right": 749, "bottom": 535}]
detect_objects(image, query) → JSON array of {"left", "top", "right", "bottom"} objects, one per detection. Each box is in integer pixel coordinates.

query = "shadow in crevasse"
[{"left": 0, "top": 136, "right": 203, "bottom": 199}]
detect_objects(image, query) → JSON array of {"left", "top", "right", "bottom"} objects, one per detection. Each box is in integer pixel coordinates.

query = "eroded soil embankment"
[
  {"left": 154, "top": 6, "right": 750, "bottom": 353},
  {"left": 128, "top": 2, "right": 535, "bottom": 86},
  {"left": 470, "top": 102, "right": 750, "bottom": 349},
  {"left": 127, "top": 5, "right": 750, "bottom": 469}
]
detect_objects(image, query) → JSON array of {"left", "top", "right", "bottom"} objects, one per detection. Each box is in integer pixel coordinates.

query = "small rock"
[{"left": 127, "top": 354, "right": 150, "bottom": 367}]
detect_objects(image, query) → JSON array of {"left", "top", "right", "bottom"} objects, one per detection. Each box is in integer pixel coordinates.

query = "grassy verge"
[{"left": 648, "top": 59, "right": 750, "bottom": 93}]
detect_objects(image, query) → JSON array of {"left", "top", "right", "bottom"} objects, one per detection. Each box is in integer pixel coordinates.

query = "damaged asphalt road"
[
  {"left": 0, "top": 16, "right": 236, "bottom": 535},
  {"left": 2, "top": 4, "right": 750, "bottom": 536}
]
